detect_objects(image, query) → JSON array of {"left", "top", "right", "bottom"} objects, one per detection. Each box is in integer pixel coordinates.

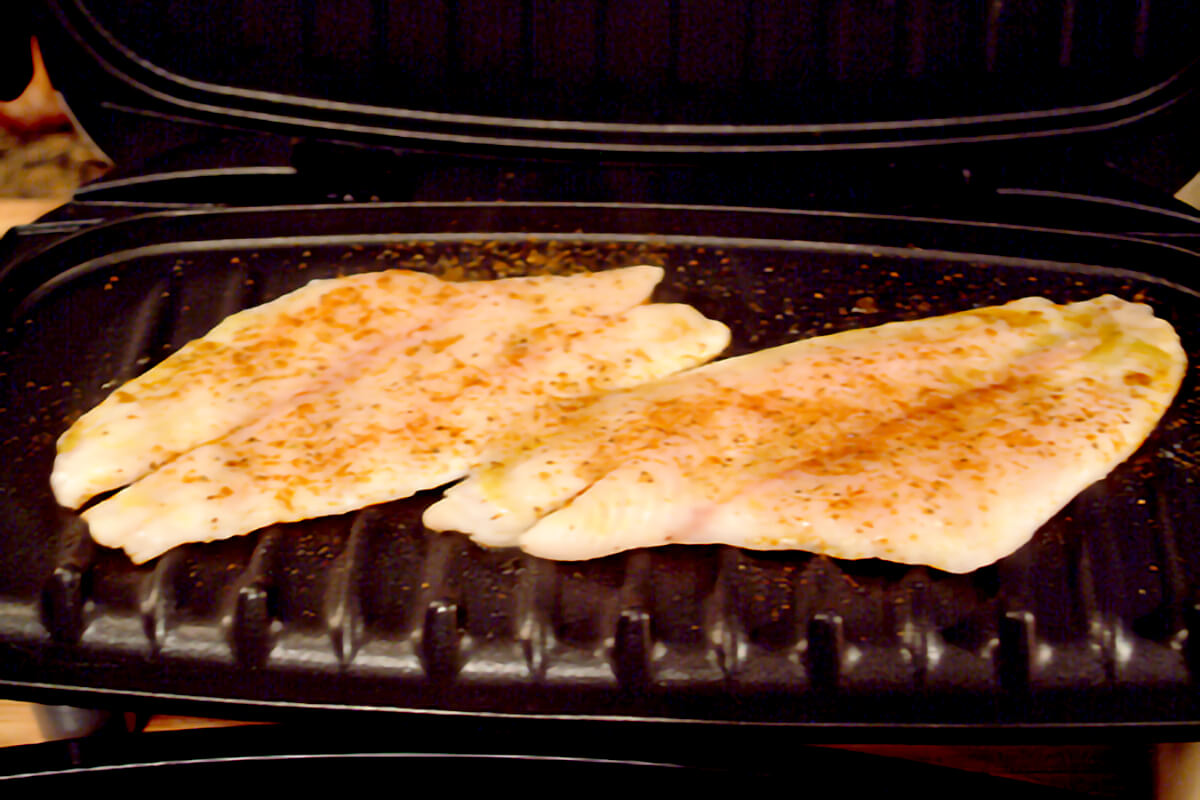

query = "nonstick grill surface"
[{"left": 2, "top": 202, "right": 1199, "bottom": 733}]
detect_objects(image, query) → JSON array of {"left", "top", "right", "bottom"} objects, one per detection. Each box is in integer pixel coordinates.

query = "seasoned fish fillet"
[
  {"left": 425, "top": 295, "right": 1185, "bottom": 573},
  {"left": 82, "top": 298, "right": 731, "bottom": 563},
  {"left": 51, "top": 265, "right": 666, "bottom": 509}
]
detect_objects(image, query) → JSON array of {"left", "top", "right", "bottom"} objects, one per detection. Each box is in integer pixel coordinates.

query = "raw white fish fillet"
[
  {"left": 81, "top": 292, "right": 731, "bottom": 563},
  {"left": 51, "top": 265, "right": 666, "bottom": 509},
  {"left": 425, "top": 295, "right": 1185, "bottom": 573}
]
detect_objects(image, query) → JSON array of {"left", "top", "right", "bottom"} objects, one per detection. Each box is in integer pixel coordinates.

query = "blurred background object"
[{"left": 0, "top": 37, "right": 110, "bottom": 198}]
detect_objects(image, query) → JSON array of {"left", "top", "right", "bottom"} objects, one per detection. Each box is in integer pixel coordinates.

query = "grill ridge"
[
  {"left": 108, "top": 278, "right": 171, "bottom": 387},
  {"left": 414, "top": 533, "right": 464, "bottom": 680},
  {"left": 138, "top": 548, "right": 180, "bottom": 654},
  {"left": 998, "top": 608, "right": 1035, "bottom": 694},
  {"left": 227, "top": 526, "right": 283, "bottom": 669},
  {"left": 613, "top": 606, "right": 653, "bottom": 689},
  {"left": 807, "top": 612, "right": 845, "bottom": 691},
  {"left": 1155, "top": 476, "right": 1200, "bottom": 679},
  {"left": 1073, "top": 485, "right": 1148, "bottom": 686},
  {"left": 39, "top": 517, "right": 95, "bottom": 645},
  {"left": 323, "top": 508, "right": 371, "bottom": 667},
  {"left": 795, "top": 556, "right": 847, "bottom": 692},
  {"left": 703, "top": 547, "right": 743, "bottom": 682},
  {"left": 1076, "top": 531, "right": 1118, "bottom": 686},
  {"left": 898, "top": 568, "right": 932, "bottom": 688},
  {"left": 515, "top": 553, "right": 553, "bottom": 681},
  {"left": 613, "top": 550, "right": 653, "bottom": 689}
]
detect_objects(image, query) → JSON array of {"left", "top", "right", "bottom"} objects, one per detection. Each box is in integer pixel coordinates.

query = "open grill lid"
[
  {"left": 2, "top": 202, "right": 1200, "bottom": 733},
  {"left": 32, "top": 0, "right": 1200, "bottom": 164}
]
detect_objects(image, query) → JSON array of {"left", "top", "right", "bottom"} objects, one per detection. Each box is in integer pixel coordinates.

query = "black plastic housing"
[
  {"left": 3, "top": 0, "right": 1200, "bottom": 743},
  {"left": 2, "top": 203, "right": 1200, "bottom": 734},
  {"left": 33, "top": 0, "right": 1200, "bottom": 162}
]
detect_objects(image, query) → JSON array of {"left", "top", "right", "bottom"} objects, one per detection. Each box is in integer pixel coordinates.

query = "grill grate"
[{"left": 3, "top": 204, "right": 1200, "bottom": 729}]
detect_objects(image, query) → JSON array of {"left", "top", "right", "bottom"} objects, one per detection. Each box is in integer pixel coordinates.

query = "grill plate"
[{"left": 2, "top": 202, "right": 1199, "bottom": 733}]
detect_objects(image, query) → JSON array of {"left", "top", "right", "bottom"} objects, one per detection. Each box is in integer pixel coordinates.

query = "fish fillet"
[
  {"left": 424, "top": 295, "right": 1185, "bottom": 573},
  {"left": 81, "top": 295, "right": 731, "bottom": 563},
  {"left": 51, "top": 265, "right": 667, "bottom": 509}
]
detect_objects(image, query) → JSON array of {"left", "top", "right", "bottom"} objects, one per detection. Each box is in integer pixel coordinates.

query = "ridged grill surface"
[{"left": 2, "top": 204, "right": 1199, "bottom": 729}]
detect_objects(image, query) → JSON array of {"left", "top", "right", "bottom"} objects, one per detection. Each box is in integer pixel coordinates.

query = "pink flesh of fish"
[
  {"left": 425, "top": 295, "right": 1184, "bottom": 573},
  {"left": 78, "top": 272, "right": 730, "bottom": 563}
]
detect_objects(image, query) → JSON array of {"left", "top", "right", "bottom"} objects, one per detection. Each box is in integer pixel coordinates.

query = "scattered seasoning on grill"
[
  {"left": 851, "top": 296, "right": 878, "bottom": 314},
  {"left": 5, "top": 226, "right": 1189, "bottom": 624}
]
